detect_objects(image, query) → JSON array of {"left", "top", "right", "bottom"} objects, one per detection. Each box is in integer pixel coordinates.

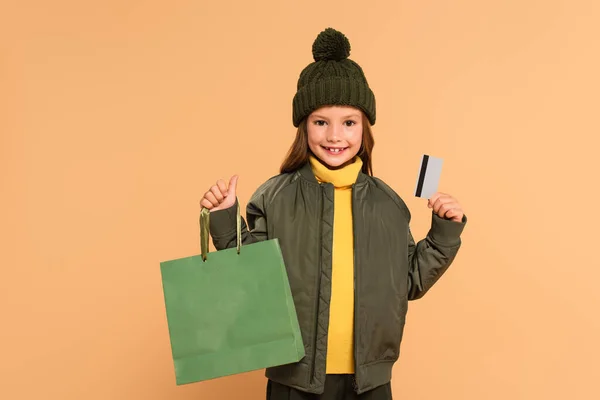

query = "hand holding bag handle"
[{"left": 200, "top": 203, "right": 242, "bottom": 262}]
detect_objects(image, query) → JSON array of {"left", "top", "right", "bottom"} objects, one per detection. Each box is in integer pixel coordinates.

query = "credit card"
[{"left": 414, "top": 154, "right": 443, "bottom": 199}]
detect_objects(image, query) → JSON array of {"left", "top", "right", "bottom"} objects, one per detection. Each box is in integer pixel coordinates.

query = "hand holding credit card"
[{"left": 414, "top": 154, "right": 465, "bottom": 222}]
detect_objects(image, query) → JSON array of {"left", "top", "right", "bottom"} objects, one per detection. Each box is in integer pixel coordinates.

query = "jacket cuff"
[
  {"left": 208, "top": 199, "right": 239, "bottom": 238},
  {"left": 428, "top": 212, "right": 467, "bottom": 246}
]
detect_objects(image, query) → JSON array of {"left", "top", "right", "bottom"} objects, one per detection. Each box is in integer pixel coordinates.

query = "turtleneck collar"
[{"left": 309, "top": 154, "right": 363, "bottom": 188}]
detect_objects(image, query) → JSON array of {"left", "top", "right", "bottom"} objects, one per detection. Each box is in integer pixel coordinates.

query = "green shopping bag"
[{"left": 160, "top": 204, "right": 304, "bottom": 385}]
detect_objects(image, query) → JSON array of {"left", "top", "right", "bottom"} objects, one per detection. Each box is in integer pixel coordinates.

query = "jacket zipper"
[
  {"left": 309, "top": 185, "right": 324, "bottom": 385},
  {"left": 351, "top": 184, "right": 359, "bottom": 392}
]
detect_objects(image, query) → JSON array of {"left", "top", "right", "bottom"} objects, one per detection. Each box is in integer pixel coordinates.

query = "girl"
[{"left": 200, "top": 28, "right": 467, "bottom": 400}]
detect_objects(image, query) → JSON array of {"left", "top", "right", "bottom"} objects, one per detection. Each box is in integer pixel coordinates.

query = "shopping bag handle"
[{"left": 199, "top": 202, "right": 242, "bottom": 262}]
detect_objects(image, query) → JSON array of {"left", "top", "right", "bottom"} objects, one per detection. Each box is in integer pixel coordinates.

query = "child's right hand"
[{"left": 200, "top": 175, "right": 238, "bottom": 212}]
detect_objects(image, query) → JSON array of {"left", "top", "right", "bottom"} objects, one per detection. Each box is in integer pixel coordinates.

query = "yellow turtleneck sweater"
[{"left": 309, "top": 155, "right": 362, "bottom": 374}]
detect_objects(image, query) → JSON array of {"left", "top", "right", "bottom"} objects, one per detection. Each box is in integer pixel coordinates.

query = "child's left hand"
[{"left": 428, "top": 192, "right": 464, "bottom": 222}]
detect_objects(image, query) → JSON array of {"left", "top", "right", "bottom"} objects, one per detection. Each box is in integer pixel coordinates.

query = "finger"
[
  {"left": 428, "top": 193, "right": 438, "bottom": 208},
  {"left": 441, "top": 204, "right": 463, "bottom": 219},
  {"left": 216, "top": 179, "right": 227, "bottom": 195},
  {"left": 210, "top": 185, "right": 224, "bottom": 202},
  {"left": 428, "top": 192, "right": 445, "bottom": 208},
  {"left": 204, "top": 192, "right": 220, "bottom": 207},
  {"left": 437, "top": 202, "right": 457, "bottom": 218},
  {"left": 228, "top": 175, "right": 239, "bottom": 197},
  {"left": 200, "top": 198, "right": 214, "bottom": 209},
  {"left": 432, "top": 195, "right": 453, "bottom": 213},
  {"left": 445, "top": 208, "right": 463, "bottom": 221},
  {"left": 436, "top": 201, "right": 461, "bottom": 218}
]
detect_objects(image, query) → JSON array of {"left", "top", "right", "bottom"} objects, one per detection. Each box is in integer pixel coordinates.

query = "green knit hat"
[{"left": 292, "top": 28, "right": 376, "bottom": 127}]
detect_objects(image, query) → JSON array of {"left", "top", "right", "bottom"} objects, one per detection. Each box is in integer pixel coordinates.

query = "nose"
[{"left": 326, "top": 124, "right": 342, "bottom": 142}]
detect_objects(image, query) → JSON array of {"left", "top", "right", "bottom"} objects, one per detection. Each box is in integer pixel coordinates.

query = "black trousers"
[{"left": 267, "top": 375, "right": 393, "bottom": 400}]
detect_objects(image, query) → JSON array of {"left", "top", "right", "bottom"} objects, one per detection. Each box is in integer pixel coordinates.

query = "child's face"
[{"left": 307, "top": 105, "right": 363, "bottom": 169}]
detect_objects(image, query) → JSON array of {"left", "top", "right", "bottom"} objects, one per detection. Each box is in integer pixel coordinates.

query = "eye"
[
  {"left": 313, "top": 120, "right": 327, "bottom": 126},
  {"left": 344, "top": 120, "right": 357, "bottom": 127}
]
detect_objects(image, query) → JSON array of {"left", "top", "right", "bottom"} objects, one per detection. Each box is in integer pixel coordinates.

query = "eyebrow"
[{"left": 311, "top": 113, "right": 361, "bottom": 120}]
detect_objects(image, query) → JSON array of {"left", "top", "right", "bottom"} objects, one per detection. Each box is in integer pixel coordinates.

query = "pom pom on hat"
[{"left": 312, "top": 28, "right": 351, "bottom": 62}]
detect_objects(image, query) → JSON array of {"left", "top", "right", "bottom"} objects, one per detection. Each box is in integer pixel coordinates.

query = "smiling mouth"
[{"left": 322, "top": 146, "right": 348, "bottom": 154}]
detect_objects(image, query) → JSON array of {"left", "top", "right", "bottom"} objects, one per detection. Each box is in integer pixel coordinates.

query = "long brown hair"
[{"left": 280, "top": 113, "right": 375, "bottom": 176}]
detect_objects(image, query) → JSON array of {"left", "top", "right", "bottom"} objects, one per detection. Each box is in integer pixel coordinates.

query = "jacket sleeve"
[
  {"left": 407, "top": 212, "right": 467, "bottom": 300},
  {"left": 208, "top": 194, "right": 269, "bottom": 251}
]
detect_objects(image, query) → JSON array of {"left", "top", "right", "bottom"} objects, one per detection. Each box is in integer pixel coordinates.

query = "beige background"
[{"left": 1, "top": 0, "right": 599, "bottom": 399}]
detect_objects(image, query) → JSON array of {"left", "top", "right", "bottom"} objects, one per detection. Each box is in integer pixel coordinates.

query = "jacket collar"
[{"left": 297, "top": 160, "right": 368, "bottom": 186}]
